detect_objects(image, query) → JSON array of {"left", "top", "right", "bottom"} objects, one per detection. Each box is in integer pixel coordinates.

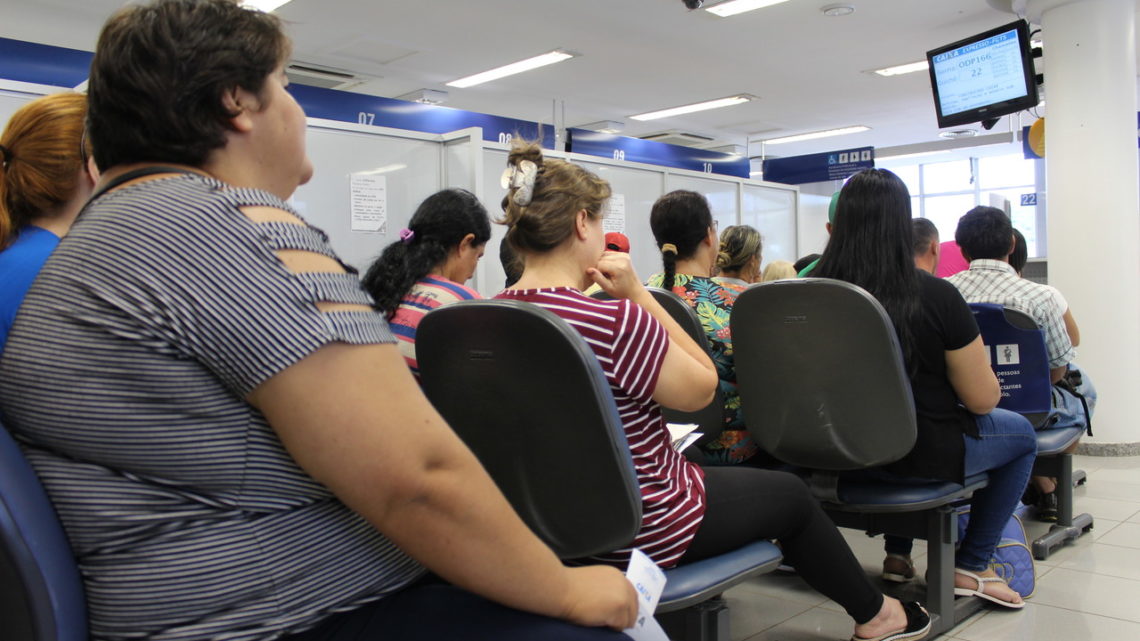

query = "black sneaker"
[{"left": 1037, "top": 491, "right": 1059, "bottom": 522}]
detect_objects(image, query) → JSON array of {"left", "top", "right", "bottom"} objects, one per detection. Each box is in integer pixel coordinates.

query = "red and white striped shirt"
[{"left": 495, "top": 287, "right": 707, "bottom": 568}]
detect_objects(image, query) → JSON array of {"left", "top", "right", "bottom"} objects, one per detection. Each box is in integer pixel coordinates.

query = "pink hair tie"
[{"left": 399, "top": 228, "right": 415, "bottom": 244}]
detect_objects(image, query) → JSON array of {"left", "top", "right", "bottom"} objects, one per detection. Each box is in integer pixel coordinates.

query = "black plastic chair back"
[
  {"left": 731, "top": 278, "right": 916, "bottom": 470},
  {"left": 417, "top": 300, "right": 641, "bottom": 559},
  {"left": 644, "top": 288, "right": 725, "bottom": 448},
  {"left": 0, "top": 420, "right": 88, "bottom": 641}
]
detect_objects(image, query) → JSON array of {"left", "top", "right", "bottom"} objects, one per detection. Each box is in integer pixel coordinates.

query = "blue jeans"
[{"left": 884, "top": 408, "right": 1037, "bottom": 571}]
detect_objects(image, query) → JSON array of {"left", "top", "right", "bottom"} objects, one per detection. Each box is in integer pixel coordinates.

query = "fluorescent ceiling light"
[
  {"left": 873, "top": 60, "right": 929, "bottom": 77},
  {"left": 762, "top": 125, "right": 870, "bottom": 145},
  {"left": 241, "top": 0, "right": 293, "bottom": 11},
  {"left": 446, "top": 51, "right": 575, "bottom": 88},
  {"left": 630, "top": 95, "right": 753, "bottom": 122},
  {"left": 706, "top": 0, "right": 792, "bottom": 18}
]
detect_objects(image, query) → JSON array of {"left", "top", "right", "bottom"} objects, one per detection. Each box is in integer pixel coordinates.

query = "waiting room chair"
[
  {"left": 644, "top": 287, "right": 726, "bottom": 452},
  {"left": 969, "top": 303, "right": 1093, "bottom": 559},
  {"left": 731, "top": 278, "right": 990, "bottom": 636},
  {"left": 0, "top": 420, "right": 87, "bottom": 641},
  {"left": 417, "top": 299, "right": 782, "bottom": 641}
]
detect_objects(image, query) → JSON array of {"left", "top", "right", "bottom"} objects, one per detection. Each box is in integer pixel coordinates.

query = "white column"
[{"left": 1025, "top": 0, "right": 1139, "bottom": 446}]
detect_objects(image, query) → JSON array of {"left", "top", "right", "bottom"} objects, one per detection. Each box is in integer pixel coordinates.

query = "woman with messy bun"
[
  {"left": 713, "top": 224, "right": 763, "bottom": 292},
  {"left": 362, "top": 188, "right": 490, "bottom": 378},
  {"left": 647, "top": 192, "right": 758, "bottom": 466},
  {"left": 495, "top": 141, "right": 929, "bottom": 641}
]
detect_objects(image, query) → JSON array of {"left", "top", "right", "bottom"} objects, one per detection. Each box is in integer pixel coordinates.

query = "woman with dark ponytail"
[
  {"left": 362, "top": 188, "right": 491, "bottom": 377},
  {"left": 647, "top": 190, "right": 758, "bottom": 466}
]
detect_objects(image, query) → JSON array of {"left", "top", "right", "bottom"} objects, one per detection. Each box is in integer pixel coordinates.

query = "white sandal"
[{"left": 953, "top": 568, "right": 1025, "bottom": 609}]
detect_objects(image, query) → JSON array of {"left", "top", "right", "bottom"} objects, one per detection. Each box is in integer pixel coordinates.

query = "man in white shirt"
[{"left": 947, "top": 206, "right": 1096, "bottom": 520}]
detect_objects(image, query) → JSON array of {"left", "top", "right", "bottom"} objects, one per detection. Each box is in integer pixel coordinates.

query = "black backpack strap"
[{"left": 87, "top": 165, "right": 195, "bottom": 203}]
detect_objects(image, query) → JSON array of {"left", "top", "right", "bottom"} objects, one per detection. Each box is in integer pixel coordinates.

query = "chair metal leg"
[
  {"left": 1031, "top": 453, "right": 1094, "bottom": 560},
  {"left": 925, "top": 506, "right": 986, "bottom": 635},
  {"left": 659, "top": 596, "right": 729, "bottom": 641}
]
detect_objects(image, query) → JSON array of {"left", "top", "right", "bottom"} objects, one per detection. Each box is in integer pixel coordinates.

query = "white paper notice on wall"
[
  {"left": 603, "top": 193, "right": 626, "bottom": 233},
  {"left": 349, "top": 173, "right": 387, "bottom": 233}
]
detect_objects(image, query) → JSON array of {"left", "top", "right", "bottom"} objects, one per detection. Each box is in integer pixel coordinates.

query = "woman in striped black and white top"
[
  {"left": 0, "top": 2, "right": 637, "bottom": 640},
  {"left": 495, "top": 140, "right": 931, "bottom": 641}
]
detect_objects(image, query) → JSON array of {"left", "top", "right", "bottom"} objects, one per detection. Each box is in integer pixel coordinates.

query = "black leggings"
[{"left": 680, "top": 466, "right": 883, "bottom": 624}]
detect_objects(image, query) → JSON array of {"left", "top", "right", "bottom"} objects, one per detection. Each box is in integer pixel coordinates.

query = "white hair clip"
[{"left": 499, "top": 160, "right": 538, "bottom": 207}]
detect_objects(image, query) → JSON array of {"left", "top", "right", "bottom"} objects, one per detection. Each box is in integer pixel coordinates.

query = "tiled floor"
[{"left": 719, "top": 455, "right": 1140, "bottom": 640}]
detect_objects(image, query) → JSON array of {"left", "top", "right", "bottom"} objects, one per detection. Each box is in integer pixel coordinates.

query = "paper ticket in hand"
[{"left": 623, "top": 549, "right": 669, "bottom": 641}]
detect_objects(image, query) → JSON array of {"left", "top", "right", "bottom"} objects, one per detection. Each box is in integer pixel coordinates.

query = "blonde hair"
[
  {"left": 716, "top": 225, "right": 763, "bottom": 273},
  {"left": 761, "top": 259, "right": 797, "bottom": 282},
  {"left": 499, "top": 139, "right": 611, "bottom": 255},
  {"left": 0, "top": 92, "right": 88, "bottom": 248}
]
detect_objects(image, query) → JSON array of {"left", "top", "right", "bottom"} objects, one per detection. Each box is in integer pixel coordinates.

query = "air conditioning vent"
[
  {"left": 286, "top": 62, "right": 366, "bottom": 91},
  {"left": 638, "top": 130, "right": 716, "bottom": 148}
]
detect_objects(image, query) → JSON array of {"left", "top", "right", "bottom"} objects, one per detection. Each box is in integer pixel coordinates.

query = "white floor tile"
[
  {"left": 1093, "top": 522, "right": 1140, "bottom": 550},
  {"left": 1032, "top": 567, "right": 1140, "bottom": 622},
  {"left": 952, "top": 602, "right": 1140, "bottom": 641},
  {"left": 739, "top": 606, "right": 855, "bottom": 641},
  {"left": 732, "top": 571, "right": 830, "bottom": 608},
  {"left": 1069, "top": 495, "right": 1140, "bottom": 522},
  {"left": 1051, "top": 539, "right": 1140, "bottom": 581},
  {"left": 720, "top": 588, "right": 816, "bottom": 641}
]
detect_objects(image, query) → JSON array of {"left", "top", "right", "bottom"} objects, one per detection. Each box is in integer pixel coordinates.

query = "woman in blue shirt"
[{"left": 0, "top": 91, "right": 95, "bottom": 350}]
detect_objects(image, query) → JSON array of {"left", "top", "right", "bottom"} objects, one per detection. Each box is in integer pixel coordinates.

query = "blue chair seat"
[
  {"left": 1036, "top": 426, "right": 1084, "bottom": 456},
  {"left": 832, "top": 473, "right": 990, "bottom": 512},
  {"left": 659, "top": 541, "right": 782, "bottom": 612}
]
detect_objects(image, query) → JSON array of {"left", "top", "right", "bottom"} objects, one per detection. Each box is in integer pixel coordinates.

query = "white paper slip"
[
  {"left": 666, "top": 423, "right": 703, "bottom": 452},
  {"left": 623, "top": 549, "right": 669, "bottom": 641}
]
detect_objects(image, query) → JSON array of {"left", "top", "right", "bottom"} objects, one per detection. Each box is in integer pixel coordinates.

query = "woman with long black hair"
[
  {"left": 362, "top": 188, "right": 490, "bottom": 377},
  {"left": 814, "top": 168, "right": 1036, "bottom": 608}
]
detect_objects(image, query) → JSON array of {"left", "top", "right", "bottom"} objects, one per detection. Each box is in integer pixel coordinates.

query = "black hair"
[
  {"left": 649, "top": 190, "right": 713, "bottom": 289},
  {"left": 87, "top": 0, "right": 289, "bottom": 170},
  {"left": 911, "top": 217, "right": 939, "bottom": 256},
  {"left": 955, "top": 206, "right": 1013, "bottom": 261},
  {"left": 1009, "top": 227, "right": 1028, "bottom": 274},
  {"left": 499, "top": 236, "right": 522, "bottom": 287},
  {"left": 814, "top": 168, "right": 922, "bottom": 370},
  {"left": 361, "top": 188, "right": 490, "bottom": 318},
  {"left": 793, "top": 253, "right": 821, "bottom": 274}
]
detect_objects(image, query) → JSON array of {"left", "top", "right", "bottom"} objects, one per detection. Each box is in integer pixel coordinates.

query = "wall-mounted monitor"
[{"left": 926, "top": 20, "right": 1039, "bottom": 129}]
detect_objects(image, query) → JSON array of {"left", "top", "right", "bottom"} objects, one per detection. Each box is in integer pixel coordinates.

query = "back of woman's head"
[
  {"left": 815, "top": 168, "right": 921, "bottom": 364},
  {"left": 717, "top": 224, "right": 762, "bottom": 274},
  {"left": 649, "top": 190, "right": 713, "bottom": 289},
  {"left": 499, "top": 139, "right": 610, "bottom": 256},
  {"left": 362, "top": 188, "right": 490, "bottom": 318},
  {"left": 761, "top": 260, "right": 796, "bottom": 282},
  {"left": 1009, "top": 227, "right": 1028, "bottom": 274},
  {"left": 87, "top": 0, "right": 289, "bottom": 170},
  {"left": 0, "top": 92, "right": 88, "bottom": 248}
]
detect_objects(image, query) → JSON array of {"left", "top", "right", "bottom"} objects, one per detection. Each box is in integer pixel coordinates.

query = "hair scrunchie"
[
  {"left": 660, "top": 243, "right": 678, "bottom": 256},
  {"left": 399, "top": 228, "right": 415, "bottom": 244}
]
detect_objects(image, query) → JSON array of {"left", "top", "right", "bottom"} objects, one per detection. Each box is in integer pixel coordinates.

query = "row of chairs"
[{"left": 0, "top": 279, "right": 1090, "bottom": 641}]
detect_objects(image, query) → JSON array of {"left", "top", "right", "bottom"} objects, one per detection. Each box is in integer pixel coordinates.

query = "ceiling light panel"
[
  {"left": 446, "top": 51, "right": 576, "bottom": 88},
  {"left": 706, "top": 0, "right": 792, "bottom": 18},
  {"left": 762, "top": 125, "right": 870, "bottom": 145},
  {"left": 873, "top": 61, "right": 929, "bottom": 77},
  {"left": 630, "top": 95, "right": 754, "bottom": 122}
]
